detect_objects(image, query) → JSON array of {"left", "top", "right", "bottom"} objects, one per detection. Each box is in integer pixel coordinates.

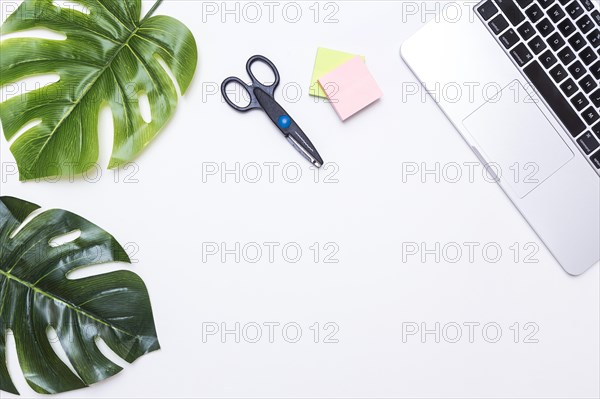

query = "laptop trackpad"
[{"left": 463, "top": 81, "right": 574, "bottom": 198}]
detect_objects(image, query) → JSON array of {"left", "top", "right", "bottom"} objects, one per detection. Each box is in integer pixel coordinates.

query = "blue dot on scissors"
[{"left": 278, "top": 115, "right": 291, "bottom": 129}]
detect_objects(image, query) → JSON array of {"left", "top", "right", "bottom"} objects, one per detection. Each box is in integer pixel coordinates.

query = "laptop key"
[
  {"left": 526, "top": 4, "right": 544, "bottom": 22},
  {"left": 568, "top": 60, "right": 586, "bottom": 78},
  {"left": 568, "top": 32, "right": 586, "bottom": 51},
  {"left": 591, "top": 88, "right": 600, "bottom": 107},
  {"left": 577, "top": 15, "right": 594, "bottom": 34},
  {"left": 579, "top": 47, "right": 598, "bottom": 65},
  {"left": 500, "top": 29, "right": 520, "bottom": 48},
  {"left": 578, "top": 0, "right": 595, "bottom": 11},
  {"left": 571, "top": 92, "right": 590, "bottom": 110},
  {"left": 577, "top": 132, "right": 600, "bottom": 154},
  {"left": 588, "top": 29, "right": 600, "bottom": 48},
  {"left": 478, "top": 0, "right": 499, "bottom": 20},
  {"left": 591, "top": 60, "right": 600, "bottom": 79},
  {"left": 547, "top": 4, "right": 566, "bottom": 22},
  {"left": 582, "top": 106, "right": 600, "bottom": 125},
  {"left": 592, "top": 10, "right": 600, "bottom": 26},
  {"left": 518, "top": 21, "right": 536, "bottom": 39},
  {"left": 516, "top": 0, "right": 534, "bottom": 6},
  {"left": 540, "top": 50, "right": 558, "bottom": 67},
  {"left": 489, "top": 14, "right": 510, "bottom": 34},
  {"left": 547, "top": 32, "right": 566, "bottom": 50},
  {"left": 565, "top": 1, "right": 584, "bottom": 20},
  {"left": 579, "top": 75, "right": 598, "bottom": 93},
  {"left": 558, "top": 19, "right": 577, "bottom": 36},
  {"left": 550, "top": 64, "right": 568, "bottom": 81},
  {"left": 536, "top": 18, "right": 556, "bottom": 36},
  {"left": 593, "top": 122, "right": 600, "bottom": 137},
  {"left": 560, "top": 78, "right": 578, "bottom": 96},
  {"left": 591, "top": 151, "right": 600, "bottom": 169},
  {"left": 558, "top": 46, "right": 577, "bottom": 64},
  {"left": 538, "top": 0, "right": 556, "bottom": 9},
  {"left": 523, "top": 61, "right": 586, "bottom": 136},
  {"left": 529, "top": 35, "right": 548, "bottom": 53},
  {"left": 511, "top": 43, "right": 534, "bottom": 65},
  {"left": 494, "top": 0, "right": 526, "bottom": 25}
]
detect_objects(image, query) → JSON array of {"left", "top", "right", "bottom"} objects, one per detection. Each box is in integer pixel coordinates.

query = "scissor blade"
[{"left": 287, "top": 135, "right": 323, "bottom": 168}]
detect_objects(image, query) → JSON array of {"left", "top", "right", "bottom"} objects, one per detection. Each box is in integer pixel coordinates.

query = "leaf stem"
[{"left": 141, "top": 0, "right": 163, "bottom": 23}]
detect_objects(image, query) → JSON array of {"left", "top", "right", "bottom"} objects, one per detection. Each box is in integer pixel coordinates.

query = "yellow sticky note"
[{"left": 310, "top": 48, "right": 365, "bottom": 98}]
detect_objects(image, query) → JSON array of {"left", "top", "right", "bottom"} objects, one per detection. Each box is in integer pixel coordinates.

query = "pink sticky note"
[{"left": 318, "top": 56, "right": 382, "bottom": 121}]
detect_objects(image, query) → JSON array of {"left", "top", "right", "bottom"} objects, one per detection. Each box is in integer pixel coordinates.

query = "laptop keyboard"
[{"left": 477, "top": 0, "right": 600, "bottom": 172}]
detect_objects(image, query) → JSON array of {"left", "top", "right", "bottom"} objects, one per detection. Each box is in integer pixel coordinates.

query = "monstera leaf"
[
  {"left": 0, "top": 0, "right": 197, "bottom": 181},
  {"left": 0, "top": 196, "right": 159, "bottom": 395}
]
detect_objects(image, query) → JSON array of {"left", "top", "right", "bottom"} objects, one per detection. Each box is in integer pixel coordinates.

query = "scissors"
[{"left": 221, "top": 55, "right": 324, "bottom": 168}]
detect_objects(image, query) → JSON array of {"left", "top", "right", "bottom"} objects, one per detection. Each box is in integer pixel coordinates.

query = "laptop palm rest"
[{"left": 463, "top": 81, "right": 574, "bottom": 199}]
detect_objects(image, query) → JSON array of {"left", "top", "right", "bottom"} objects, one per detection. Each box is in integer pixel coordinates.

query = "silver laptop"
[{"left": 402, "top": 0, "right": 600, "bottom": 275}]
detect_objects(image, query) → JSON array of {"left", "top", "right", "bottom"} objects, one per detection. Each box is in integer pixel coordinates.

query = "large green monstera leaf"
[
  {"left": 0, "top": 0, "right": 197, "bottom": 181},
  {"left": 0, "top": 196, "right": 159, "bottom": 395}
]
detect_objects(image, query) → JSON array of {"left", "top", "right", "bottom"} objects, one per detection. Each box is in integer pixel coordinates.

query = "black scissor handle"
[
  {"left": 221, "top": 55, "right": 280, "bottom": 112},
  {"left": 221, "top": 76, "right": 261, "bottom": 112},
  {"left": 246, "top": 55, "right": 280, "bottom": 96}
]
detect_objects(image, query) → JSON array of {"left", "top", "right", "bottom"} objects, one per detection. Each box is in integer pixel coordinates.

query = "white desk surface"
[{"left": 1, "top": 1, "right": 598, "bottom": 398}]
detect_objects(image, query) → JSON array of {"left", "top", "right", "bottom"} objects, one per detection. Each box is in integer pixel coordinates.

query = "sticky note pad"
[
  {"left": 318, "top": 56, "right": 383, "bottom": 121},
  {"left": 310, "top": 48, "right": 365, "bottom": 98}
]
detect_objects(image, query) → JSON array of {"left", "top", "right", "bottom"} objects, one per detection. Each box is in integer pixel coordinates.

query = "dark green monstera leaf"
[
  {"left": 0, "top": 196, "right": 159, "bottom": 394},
  {"left": 0, "top": 0, "right": 197, "bottom": 181}
]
